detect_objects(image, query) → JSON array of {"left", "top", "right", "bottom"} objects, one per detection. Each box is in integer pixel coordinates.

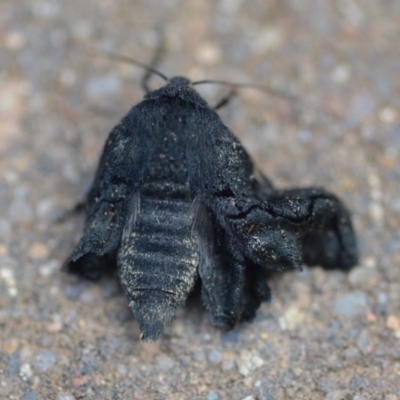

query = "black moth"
[{"left": 66, "top": 74, "right": 358, "bottom": 341}]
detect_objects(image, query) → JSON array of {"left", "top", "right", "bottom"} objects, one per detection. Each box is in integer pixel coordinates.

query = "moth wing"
[
  {"left": 66, "top": 107, "right": 154, "bottom": 278},
  {"left": 261, "top": 188, "right": 358, "bottom": 270},
  {"left": 192, "top": 199, "right": 245, "bottom": 327}
]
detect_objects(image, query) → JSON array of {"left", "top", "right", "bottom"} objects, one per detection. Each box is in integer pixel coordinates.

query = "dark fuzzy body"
[{"left": 66, "top": 77, "right": 358, "bottom": 341}]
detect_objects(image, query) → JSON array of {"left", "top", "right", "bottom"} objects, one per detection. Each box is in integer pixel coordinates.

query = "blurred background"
[{"left": 1, "top": 1, "right": 399, "bottom": 399}]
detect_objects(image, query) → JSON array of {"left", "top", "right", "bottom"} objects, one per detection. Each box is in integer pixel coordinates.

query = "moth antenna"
[
  {"left": 141, "top": 33, "right": 167, "bottom": 93},
  {"left": 213, "top": 88, "right": 237, "bottom": 110},
  {"left": 192, "top": 79, "right": 298, "bottom": 104},
  {"left": 100, "top": 52, "right": 169, "bottom": 89}
]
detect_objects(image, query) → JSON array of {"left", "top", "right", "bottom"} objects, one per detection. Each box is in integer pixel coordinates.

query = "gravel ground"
[{"left": 1, "top": 1, "right": 400, "bottom": 399}]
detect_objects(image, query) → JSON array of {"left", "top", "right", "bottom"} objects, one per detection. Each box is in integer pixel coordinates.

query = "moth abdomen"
[{"left": 118, "top": 197, "right": 199, "bottom": 340}]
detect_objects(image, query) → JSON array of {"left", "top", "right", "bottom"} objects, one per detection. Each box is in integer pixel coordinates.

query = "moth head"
[{"left": 168, "top": 76, "right": 191, "bottom": 87}]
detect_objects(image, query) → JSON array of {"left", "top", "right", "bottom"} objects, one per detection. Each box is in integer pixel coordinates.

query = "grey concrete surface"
[{"left": 1, "top": 1, "right": 399, "bottom": 399}]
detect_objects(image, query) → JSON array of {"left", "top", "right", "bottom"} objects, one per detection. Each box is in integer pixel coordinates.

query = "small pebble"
[
  {"left": 28, "top": 242, "right": 50, "bottom": 260},
  {"left": 324, "top": 390, "right": 346, "bottom": 400},
  {"left": 0, "top": 384, "right": 11, "bottom": 397},
  {"left": 33, "top": 350, "right": 57, "bottom": 373},
  {"left": 65, "top": 284, "right": 82, "bottom": 301},
  {"left": 62, "top": 163, "right": 80, "bottom": 183},
  {"left": 0, "top": 267, "right": 18, "bottom": 297},
  {"left": 156, "top": 355, "right": 175, "bottom": 372},
  {"left": 369, "top": 202, "right": 384, "bottom": 225},
  {"left": 9, "top": 200, "right": 33, "bottom": 224},
  {"left": 102, "top": 280, "right": 120, "bottom": 298},
  {"left": 368, "top": 173, "right": 384, "bottom": 225},
  {"left": 19, "top": 390, "right": 37, "bottom": 400},
  {"left": 171, "top": 318, "right": 185, "bottom": 336},
  {"left": 291, "top": 367, "right": 303, "bottom": 377},
  {"left": 379, "top": 107, "right": 397, "bottom": 124},
  {"left": 0, "top": 219, "right": 11, "bottom": 237},
  {"left": 393, "top": 330, "right": 400, "bottom": 339},
  {"left": 80, "top": 289, "right": 95, "bottom": 303},
  {"left": 46, "top": 315, "right": 63, "bottom": 333},
  {"left": 331, "top": 291, "right": 367, "bottom": 316},
  {"left": 386, "top": 315, "right": 400, "bottom": 330},
  {"left": 207, "top": 349, "right": 222, "bottom": 364},
  {"left": 19, "top": 363, "right": 33, "bottom": 381},
  {"left": 348, "top": 257, "right": 379, "bottom": 287},
  {"left": 85, "top": 73, "right": 121, "bottom": 99},
  {"left": 236, "top": 351, "right": 264, "bottom": 376},
  {"left": 349, "top": 375, "right": 368, "bottom": 391},
  {"left": 207, "top": 391, "right": 219, "bottom": 400},
  {"left": 344, "top": 348, "right": 360, "bottom": 359},
  {"left": 298, "top": 129, "right": 312, "bottom": 143},
  {"left": 4, "top": 32, "right": 26, "bottom": 49},
  {"left": 331, "top": 63, "right": 351, "bottom": 83},
  {"left": 59, "top": 68, "right": 77, "bottom": 86},
  {"left": 57, "top": 395, "right": 75, "bottom": 400},
  {"left": 218, "top": 0, "right": 243, "bottom": 14},
  {"left": 39, "top": 260, "right": 59, "bottom": 278},
  {"left": 222, "top": 360, "right": 235, "bottom": 371},
  {"left": 356, "top": 330, "right": 371, "bottom": 353},
  {"left": 195, "top": 43, "right": 222, "bottom": 65},
  {"left": 384, "top": 395, "right": 398, "bottom": 400},
  {"left": 365, "top": 311, "right": 377, "bottom": 323},
  {"left": 72, "top": 376, "right": 86, "bottom": 388},
  {"left": 378, "top": 292, "right": 387, "bottom": 304},
  {"left": 36, "top": 199, "right": 55, "bottom": 219},
  {"left": 46, "top": 321, "right": 63, "bottom": 333},
  {"left": 9, "top": 352, "right": 20, "bottom": 375},
  {"left": 279, "top": 306, "right": 304, "bottom": 330},
  {"left": 192, "top": 350, "right": 205, "bottom": 363},
  {"left": 251, "top": 27, "right": 284, "bottom": 53},
  {"left": 4, "top": 339, "right": 19, "bottom": 354}
]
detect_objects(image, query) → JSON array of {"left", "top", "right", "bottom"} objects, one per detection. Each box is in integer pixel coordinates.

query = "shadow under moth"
[{"left": 66, "top": 72, "right": 358, "bottom": 341}]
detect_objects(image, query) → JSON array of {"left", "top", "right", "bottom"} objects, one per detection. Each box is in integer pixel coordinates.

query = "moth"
[{"left": 66, "top": 71, "right": 358, "bottom": 341}]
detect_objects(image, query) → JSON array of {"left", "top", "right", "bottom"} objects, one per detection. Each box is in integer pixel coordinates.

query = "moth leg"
[
  {"left": 56, "top": 200, "right": 86, "bottom": 224},
  {"left": 240, "top": 261, "right": 271, "bottom": 322},
  {"left": 263, "top": 188, "right": 358, "bottom": 270},
  {"left": 213, "top": 89, "right": 237, "bottom": 110}
]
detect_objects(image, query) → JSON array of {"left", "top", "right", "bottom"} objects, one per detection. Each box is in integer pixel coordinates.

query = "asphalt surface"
[{"left": 1, "top": 1, "right": 399, "bottom": 399}]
